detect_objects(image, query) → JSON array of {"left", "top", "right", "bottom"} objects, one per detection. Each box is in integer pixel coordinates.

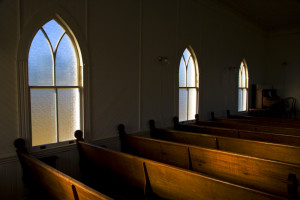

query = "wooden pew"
[
  {"left": 118, "top": 124, "right": 299, "bottom": 199},
  {"left": 14, "top": 138, "right": 112, "bottom": 200},
  {"left": 75, "top": 130, "right": 285, "bottom": 200},
  {"left": 215, "top": 114, "right": 300, "bottom": 129},
  {"left": 195, "top": 114, "right": 300, "bottom": 137},
  {"left": 152, "top": 120, "right": 300, "bottom": 166},
  {"left": 173, "top": 117, "right": 300, "bottom": 147},
  {"left": 226, "top": 110, "right": 300, "bottom": 125}
]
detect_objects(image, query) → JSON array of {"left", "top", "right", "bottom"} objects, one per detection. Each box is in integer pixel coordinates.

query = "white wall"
[
  {"left": 266, "top": 30, "right": 300, "bottom": 112},
  {"left": 0, "top": 0, "right": 268, "bottom": 199}
]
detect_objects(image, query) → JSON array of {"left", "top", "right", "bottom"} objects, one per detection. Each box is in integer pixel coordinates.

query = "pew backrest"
[
  {"left": 155, "top": 127, "right": 300, "bottom": 166},
  {"left": 121, "top": 133, "right": 300, "bottom": 199},
  {"left": 196, "top": 120, "right": 300, "bottom": 136},
  {"left": 181, "top": 124, "right": 300, "bottom": 147},
  {"left": 77, "top": 137, "right": 286, "bottom": 200},
  {"left": 17, "top": 151, "right": 112, "bottom": 200},
  {"left": 216, "top": 117, "right": 300, "bottom": 129},
  {"left": 145, "top": 161, "right": 286, "bottom": 200}
]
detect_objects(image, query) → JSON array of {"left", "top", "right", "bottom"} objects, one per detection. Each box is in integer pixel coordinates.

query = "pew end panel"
[
  {"left": 76, "top": 140, "right": 147, "bottom": 199},
  {"left": 15, "top": 138, "right": 112, "bottom": 200}
]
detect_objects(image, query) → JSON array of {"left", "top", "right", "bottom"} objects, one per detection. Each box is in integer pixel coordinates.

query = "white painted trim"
[
  {"left": 138, "top": 0, "right": 143, "bottom": 130},
  {"left": 17, "top": 5, "right": 91, "bottom": 151},
  {"left": 0, "top": 155, "right": 19, "bottom": 165}
]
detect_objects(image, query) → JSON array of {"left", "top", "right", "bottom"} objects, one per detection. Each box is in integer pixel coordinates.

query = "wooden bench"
[
  {"left": 152, "top": 120, "right": 300, "bottom": 166},
  {"left": 173, "top": 117, "right": 300, "bottom": 147},
  {"left": 214, "top": 114, "right": 300, "bottom": 130},
  {"left": 118, "top": 124, "right": 299, "bottom": 199},
  {"left": 14, "top": 138, "right": 112, "bottom": 200},
  {"left": 195, "top": 114, "right": 300, "bottom": 137},
  {"left": 226, "top": 111, "right": 300, "bottom": 125},
  {"left": 75, "top": 130, "right": 285, "bottom": 200}
]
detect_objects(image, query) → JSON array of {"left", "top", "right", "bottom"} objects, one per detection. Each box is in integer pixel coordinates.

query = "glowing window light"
[
  {"left": 179, "top": 48, "right": 199, "bottom": 121},
  {"left": 29, "top": 19, "right": 82, "bottom": 146},
  {"left": 238, "top": 60, "right": 249, "bottom": 112}
]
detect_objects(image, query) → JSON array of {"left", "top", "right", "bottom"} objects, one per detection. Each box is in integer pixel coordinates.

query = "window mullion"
[
  {"left": 55, "top": 87, "right": 59, "bottom": 143},
  {"left": 187, "top": 88, "right": 189, "bottom": 121}
]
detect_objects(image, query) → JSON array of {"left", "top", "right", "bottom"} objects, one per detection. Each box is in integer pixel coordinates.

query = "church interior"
[{"left": 1, "top": 0, "right": 300, "bottom": 199}]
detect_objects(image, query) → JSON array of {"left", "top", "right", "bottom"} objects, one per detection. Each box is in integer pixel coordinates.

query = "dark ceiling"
[{"left": 217, "top": 0, "right": 300, "bottom": 31}]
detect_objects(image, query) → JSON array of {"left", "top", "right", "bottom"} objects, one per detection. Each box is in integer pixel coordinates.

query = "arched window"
[
  {"left": 28, "top": 19, "right": 83, "bottom": 146},
  {"left": 179, "top": 48, "right": 199, "bottom": 121},
  {"left": 238, "top": 60, "right": 249, "bottom": 112}
]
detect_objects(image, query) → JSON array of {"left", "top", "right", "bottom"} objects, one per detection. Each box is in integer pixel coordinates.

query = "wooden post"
[
  {"left": 117, "top": 124, "right": 127, "bottom": 152},
  {"left": 149, "top": 120, "right": 156, "bottom": 138},
  {"left": 195, "top": 114, "right": 199, "bottom": 122},
  {"left": 118, "top": 124, "right": 126, "bottom": 135},
  {"left": 14, "top": 138, "right": 28, "bottom": 154},
  {"left": 173, "top": 116, "right": 179, "bottom": 129},
  {"left": 288, "top": 173, "right": 298, "bottom": 200},
  {"left": 211, "top": 112, "right": 215, "bottom": 121},
  {"left": 227, "top": 110, "right": 231, "bottom": 118},
  {"left": 74, "top": 130, "right": 84, "bottom": 142}
]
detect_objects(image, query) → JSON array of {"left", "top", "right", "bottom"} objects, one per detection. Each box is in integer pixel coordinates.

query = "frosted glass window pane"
[
  {"left": 30, "top": 89, "right": 57, "bottom": 146},
  {"left": 241, "top": 66, "right": 246, "bottom": 88},
  {"left": 238, "top": 89, "right": 243, "bottom": 112},
  {"left": 188, "top": 89, "right": 197, "bottom": 120},
  {"left": 238, "top": 69, "right": 242, "bottom": 87},
  {"left": 58, "top": 89, "right": 80, "bottom": 142},
  {"left": 187, "top": 58, "right": 196, "bottom": 87},
  {"left": 42, "top": 20, "right": 65, "bottom": 50},
  {"left": 179, "top": 57, "right": 186, "bottom": 87},
  {"left": 56, "top": 34, "right": 78, "bottom": 86},
  {"left": 179, "top": 89, "right": 187, "bottom": 121},
  {"left": 183, "top": 49, "right": 190, "bottom": 61},
  {"left": 242, "top": 89, "right": 247, "bottom": 111},
  {"left": 29, "top": 30, "right": 53, "bottom": 86}
]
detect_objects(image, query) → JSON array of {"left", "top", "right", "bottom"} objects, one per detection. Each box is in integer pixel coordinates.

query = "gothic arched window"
[
  {"left": 28, "top": 19, "right": 83, "bottom": 146},
  {"left": 238, "top": 60, "right": 249, "bottom": 112},
  {"left": 179, "top": 48, "right": 199, "bottom": 121}
]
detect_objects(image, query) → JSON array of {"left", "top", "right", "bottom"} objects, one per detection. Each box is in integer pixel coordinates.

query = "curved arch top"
[
  {"left": 17, "top": 6, "right": 89, "bottom": 67},
  {"left": 178, "top": 46, "right": 199, "bottom": 121},
  {"left": 238, "top": 59, "right": 249, "bottom": 112},
  {"left": 17, "top": 6, "right": 91, "bottom": 148}
]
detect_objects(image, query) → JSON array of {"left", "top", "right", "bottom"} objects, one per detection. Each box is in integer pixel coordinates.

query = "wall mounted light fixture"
[{"left": 157, "top": 56, "right": 170, "bottom": 64}]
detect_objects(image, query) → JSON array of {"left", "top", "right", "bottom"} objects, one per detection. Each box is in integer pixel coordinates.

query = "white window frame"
[
  {"left": 17, "top": 12, "right": 90, "bottom": 152},
  {"left": 238, "top": 59, "right": 249, "bottom": 112},
  {"left": 178, "top": 47, "right": 199, "bottom": 121}
]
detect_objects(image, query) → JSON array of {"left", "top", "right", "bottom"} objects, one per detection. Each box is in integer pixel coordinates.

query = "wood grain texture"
[
  {"left": 19, "top": 152, "right": 112, "bottom": 200},
  {"left": 196, "top": 120, "right": 300, "bottom": 136},
  {"left": 190, "top": 147, "right": 300, "bottom": 198},
  {"left": 123, "top": 135, "right": 190, "bottom": 169},
  {"left": 156, "top": 128, "right": 300, "bottom": 165},
  {"left": 121, "top": 133, "right": 300, "bottom": 198},
  {"left": 145, "top": 161, "right": 286, "bottom": 200},
  {"left": 218, "top": 137, "right": 300, "bottom": 165},
  {"left": 79, "top": 140, "right": 286, "bottom": 199},
  {"left": 179, "top": 124, "right": 300, "bottom": 147},
  {"left": 217, "top": 117, "right": 300, "bottom": 129}
]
